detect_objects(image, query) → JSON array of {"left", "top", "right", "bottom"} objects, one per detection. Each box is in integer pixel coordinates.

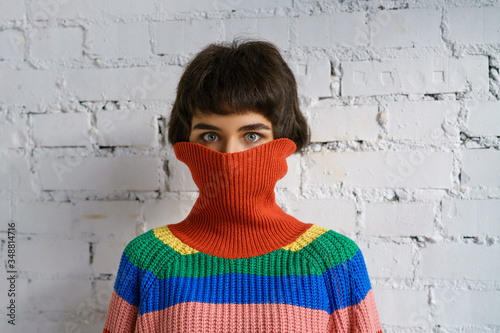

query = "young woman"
[{"left": 103, "top": 40, "right": 382, "bottom": 332}]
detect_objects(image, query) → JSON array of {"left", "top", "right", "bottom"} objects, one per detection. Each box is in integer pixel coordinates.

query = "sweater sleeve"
[
  {"left": 320, "top": 232, "right": 382, "bottom": 332},
  {"left": 103, "top": 250, "right": 140, "bottom": 333}
]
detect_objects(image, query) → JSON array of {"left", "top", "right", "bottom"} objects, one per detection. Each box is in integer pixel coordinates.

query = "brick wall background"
[{"left": 0, "top": 0, "right": 499, "bottom": 332}]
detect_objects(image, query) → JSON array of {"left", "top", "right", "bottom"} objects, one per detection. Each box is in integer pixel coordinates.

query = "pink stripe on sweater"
[
  {"left": 136, "top": 302, "right": 330, "bottom": 333},
  {"left": 328, "top": 290, "right": 382, "bottom": 333},
  {"left": 105, "top": 290, "right": 382, "bottom": 333},
  {"left": 104, "top": 291, "right": 138, "bottom": 333}
]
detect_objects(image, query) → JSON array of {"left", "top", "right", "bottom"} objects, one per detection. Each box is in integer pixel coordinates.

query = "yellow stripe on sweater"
[
  {"left": 282, "top": 224, "right": 329, "bottom": 252},
  {"left": 154, "top": 225, "right": 198, "bottom": 255}
]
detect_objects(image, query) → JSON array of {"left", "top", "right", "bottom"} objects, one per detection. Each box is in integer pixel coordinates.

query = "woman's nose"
[{"left": 220, "top": 138, "right": 242, "bottom": 153}]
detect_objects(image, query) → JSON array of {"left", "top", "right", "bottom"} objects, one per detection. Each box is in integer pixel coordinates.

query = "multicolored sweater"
[{"left": 104, "top": 138, "right": 382, "bottom": 332}]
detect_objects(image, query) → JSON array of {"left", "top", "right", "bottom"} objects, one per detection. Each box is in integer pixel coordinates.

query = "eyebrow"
[{"left": 192, "top": 123, "right": 272, "bottom": 132}]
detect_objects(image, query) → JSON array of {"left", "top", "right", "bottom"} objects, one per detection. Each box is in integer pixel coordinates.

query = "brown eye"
[{"left": 202, "top": 132, "right": 219, "bottom": 142}]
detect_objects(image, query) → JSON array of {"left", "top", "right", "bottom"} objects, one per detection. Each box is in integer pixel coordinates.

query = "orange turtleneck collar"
[{"left": 169, "top": 138, "right": 312, "bottom": 259}]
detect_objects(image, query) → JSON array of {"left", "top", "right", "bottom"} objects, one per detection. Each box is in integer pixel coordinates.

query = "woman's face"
[{"left": 188, "top": 109, "right": 274, "bottom": 153}]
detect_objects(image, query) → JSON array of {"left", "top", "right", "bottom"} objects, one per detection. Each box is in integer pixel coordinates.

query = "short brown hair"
[{"left": 167, "top": 39, "right": 309, "bottom": 152}]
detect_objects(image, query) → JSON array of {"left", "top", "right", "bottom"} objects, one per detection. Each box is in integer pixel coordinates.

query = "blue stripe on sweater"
[{"left": 115, "top": 250, "right": 371, "bottom": 315}]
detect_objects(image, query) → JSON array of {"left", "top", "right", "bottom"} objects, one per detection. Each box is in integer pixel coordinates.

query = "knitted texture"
[{"left": 103, "top": 138, "right": 382, "bottom": 332}]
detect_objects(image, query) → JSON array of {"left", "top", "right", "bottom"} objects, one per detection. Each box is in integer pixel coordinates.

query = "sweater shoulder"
[
  {"left": 287, "top": 224, "right": 361, "bottom": 269},
  {"left": 122, "top": 225, "right": 182, "bottom": 273}
]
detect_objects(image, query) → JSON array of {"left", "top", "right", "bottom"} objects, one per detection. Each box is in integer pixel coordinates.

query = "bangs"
[{"left": 185, "top": 42, "right": 285, "bottom": 118}]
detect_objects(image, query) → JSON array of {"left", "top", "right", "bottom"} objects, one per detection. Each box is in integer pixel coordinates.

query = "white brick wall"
[
  {"left": 442, "top": 199, "right": 500, "bottom": 236},
  {"left": 0, "top": 30, "right": 24, "bottom": 60},
  {"left": 38, "top": 156, "right": 160, "bottom": 191},
  {"left": 385, "top": 100, "right": 460, "bottom": 142},
  {"left": 297, "top": 12, "right": 367, "bottom": 47},
  {"left": 420, "top": 243, "right": 500, "bottom": 280},
  {"left": 95, "top": 110, "right": 158, "bottom": 147},
  {"left": 361, "top": 242, "right": 414, "bottom": 279},
  {"left": 466, "top": 100, "right": 500, "bottom": 136},
  {"left": 307, "top": 105, "right": 379, "bottom": 142},
  {"left": 461, "top": 149, "right": 500, "bottom": 187},
  {"left": 364, "top": 202, "right": 435, "bottom": 236},
  {"left": 154, "top": 20, "right": 218, "bottom": 54},
  {"left": 370, "top": 9, "right": 442, "bottom": 48},
  {"left": 87, "top": 22, "right": 151, "bottom": 59},
  {"left": 0, "top": 69, "right": 58, "bottom": 105},
  {"left": 0, "top": 116, "right": 28, "bottom": 148},
  {"left": 225, "top": 17, "right": 289, "bottom": 50},
  {"left": 32, "top": 112, "right": 91, "bottom": 147},
  {"left": 64, "top": 66, "right": 181, "bottom": 101},
  {"left": 341, "top": 56, "right": 489, "bottom": 96},
  {"left": 30, "top": 27, "right": 84, "bottom": 60},
  {"left": 0, "top": 1, "right": 499, "bottom": 331},
  {"left": 306, "top": 150, "right": 453, "bottom": 188},
  {"left": 448, "top": 7, "right": 500, "bottom": 44},
  {"left": 288, "top": 199, "right": 357, "bottom": 235}
]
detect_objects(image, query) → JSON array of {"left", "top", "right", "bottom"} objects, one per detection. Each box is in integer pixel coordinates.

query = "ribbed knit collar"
[{"left": 169, "top": 138, "right": 311, "bottom": 259}]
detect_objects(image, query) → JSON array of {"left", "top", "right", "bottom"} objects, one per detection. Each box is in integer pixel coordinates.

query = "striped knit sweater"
[{"left": 104, "top": 138, "right": 382, "bottom": 332}]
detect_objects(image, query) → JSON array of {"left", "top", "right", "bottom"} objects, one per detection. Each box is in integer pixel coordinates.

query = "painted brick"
[
  {"left": 16, "top": 201, "right": 73, "bottom": 235},
  {"left": 32, "top": 279, "right": 92, "bottom": 311},
  {"left": 0, "top": 116, "right": 28, "bottom": 148},
  {"left": 0, "top": 30, "right": 24, "bottom": 60},
  {"left": 0, "top": 156, "right": 32, "bottom": 191},
  {"left": 92, "top": 241, "right": 128, "bottom": 275},
  {"left": 276, "top": 153, "right": 301, "bottom": 189},
  {"left": 291, "top": 59, "right": 331, "bottom": 98},
  {"left": 38, "top": 157, "right": 160, "bottom": 191},
  {"left": 442, "top": 199, "right": 500, "bottom": 236},
  {"left": 306, "top": 151, "right": 453, "bottom": 189},
  {"left": 420, "top": 243, "right": 500, "bottom": 280},
  {"left": 370, "top": 9, "right": 441, "bottom": 47},
  {"left": 64, "top": 66, "right": 181, "bottom": 101},
  {"left": 17, "top": 239, "right": 89, "bottom": 275},
  {"left": 386, "top": 101, "right": 460, "bottom": 141},
  {"left": 365, "top": 202, "right": 434, "bottom": 236},
  {"left": 307, "top": 105, "right": 379, "bottom": 142},
  {"left": 92, "top": 280, "right": 116, "bottom": 313},
  {"left": 372, "top": 287, "right": 430, "bottom": 327},
  {"left": 88, "top": 22, "right": 150, "bottom": 58},
  {"left": 154, "top": 20, "right": 218, "bottom": 54},
  {"left": 448, "top": 7, "right": 500, "bottom": 44},
  {"left": 32, "top": 112, "right": 91, "bottom": 147},
  {"left": 225, "top": 17, "right": 288, "bottom": 50},
  {"left": 288, "top": 199, "right": 357, "bottom": 235},
  {"left": 467, "top": 100, "right": 500, "bottom": 136},
  {"left": 0, "top": 201, "right": 9, "bottom": 224},
  {"left": 434, "top": 289, "right": 500, "bottom": 325},
  {"left": 297, "top": 12, "right": 367, "bottom": 47},
  {"left": 31, "top": 27, "right": 83, "bottom": 59},
  {"left": 0, "top": 322, "right": 37, "bottom": 333},
  {"left": 29, "top": 0, "right": 156, "bottom": 20},
  {"left": 0, "top": 0, "right": 25, "bottom": 20},
  {"left": 158, "top": 0, "right": 292, "bottom": 12},
  {"left": 341, "top": 56, "right": 489, "bottom": 96},
  {"left": 75, "top": 200, "right": 139, "bottom": 239},
  {"left": 168, "top": 155, "right": 198, "bottom": 192},
  {"left": 461, "top": 149, "right": 500, "bottom": 187},
  {"left": 143, "top": 199, "right": 195, "bottom": 229},
  {"left": 0, "top": 69, "right": 57, "bottom": 105},
  {"left": 96, "top": 110, "right": 158, "bottom": 147},
  {"left": 360, "top": 242, "right": 413, "bottom": 278}
]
